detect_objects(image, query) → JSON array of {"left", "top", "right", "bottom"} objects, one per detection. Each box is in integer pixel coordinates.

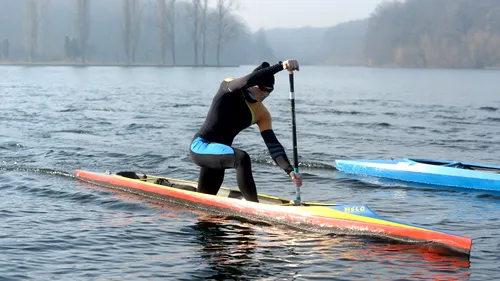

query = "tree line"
[
  {"left": 2, "top": 0, "right": 500, "bottom": 69},
  {"left": 363, "top": 0, "right": 500, "bottom": 68},
  {"left": 0, "top": 0, "right": 272, "bottom": 66}
]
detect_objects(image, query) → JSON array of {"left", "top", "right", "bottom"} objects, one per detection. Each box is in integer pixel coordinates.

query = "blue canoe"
[{"left": 334, "top": 158, "right": 500, "bottom": 192}]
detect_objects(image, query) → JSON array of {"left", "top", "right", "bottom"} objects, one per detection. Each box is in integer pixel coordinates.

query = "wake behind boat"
[
  {"left": 75, "top": 169, "right": 472, "bottom": 256},
  {"left": 335, "top": 158, "right": 500, "bottom": 192}
]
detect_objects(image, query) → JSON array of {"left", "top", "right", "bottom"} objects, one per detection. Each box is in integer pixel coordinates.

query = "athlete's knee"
[
  {"left": 234, "top": 149, "right": 251, "bottom": 169},
  {"left": 190, "top": 150, "right": 202, "bottom": 166}
]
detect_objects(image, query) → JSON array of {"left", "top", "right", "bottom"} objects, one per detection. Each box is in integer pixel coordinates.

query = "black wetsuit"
[{"left": 190, "top": 62, "right": 294, "bottom": 202}]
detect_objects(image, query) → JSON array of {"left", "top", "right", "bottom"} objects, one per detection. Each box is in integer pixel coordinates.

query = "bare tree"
[
  {"left": 166, "top": 0, "right": 176, "bottom": 65},
  {"left": 122, "top": 0, "right": 143, "bottom": 64},
  {"left": 200, "top": 0, "right": 208, "bottom": 65},
  {"left": 77, "top": 0, "right": 90, "bottom": 63},
  {"left": 187, "top": 0, "right": 201, "bottom": 65},
  {"left": 1, "top": 39, "right": 10, "bottom": 60},
  {"left": 122, "top": 0, "right": 131, "bottom": 63},
  {"left": 38, "top": 0, "right": 49, "bottom": 59},
  {"left": 23, "top": 0, "right": 39, "bottom": 62},
  {"left": 167, "top": 0, "right": 176, "bottom": 65},
  {"left": 157, "top": 0, "right": 167, "bottom": 64},
  {"left": 214, "top": 0, "right": 239, "bottom": 66},
  {"left": 157, "top": 0, "right": 177, "bottom": 65}
]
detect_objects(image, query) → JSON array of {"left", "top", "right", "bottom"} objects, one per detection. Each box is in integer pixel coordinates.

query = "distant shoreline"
[
  {"left": 1, "top": 61, "right": 498, "bottom": 71},
  {"left": 0, "top": 61, "right": 240, "bottom": 68}
]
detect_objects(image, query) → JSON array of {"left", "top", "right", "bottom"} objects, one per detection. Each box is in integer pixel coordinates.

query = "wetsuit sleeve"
[
  {"left": 227, "top": 62, "right": 284, "bottom": 92},
  {"left": 261, "top": 129, "right": 294, "bottom": 175}
]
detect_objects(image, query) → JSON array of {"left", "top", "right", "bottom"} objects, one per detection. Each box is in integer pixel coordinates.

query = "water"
[{"left": 1, "top": 65, "right": 499, "bottom": 280}]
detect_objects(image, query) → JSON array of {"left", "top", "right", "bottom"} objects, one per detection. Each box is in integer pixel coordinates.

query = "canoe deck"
[
  {"left": 111, "top": 171, "right": 300, "bottom": 206},
  {"left": 411, "top": 158, "right": 500, "bottom": 174}
]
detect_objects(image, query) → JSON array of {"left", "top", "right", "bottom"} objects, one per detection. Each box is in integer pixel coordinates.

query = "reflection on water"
[
  {"left": 316, "top": 237, "right": 471, "bottom": 280},
  {"left": 190, "top": 215, "right": 266, "bottom": 280},
  {"left": 182, "top": 214, "right": 471, "bottom": 281}
]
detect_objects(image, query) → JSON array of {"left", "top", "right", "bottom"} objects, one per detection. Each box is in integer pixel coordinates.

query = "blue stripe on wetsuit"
[{"left": 190, "top": 137, "right": 235, "bottom": 155}]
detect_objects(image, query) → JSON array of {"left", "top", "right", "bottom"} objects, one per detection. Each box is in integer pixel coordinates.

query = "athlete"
[{"left": 189, "top": 60, "right": 303, "bottom": 202}]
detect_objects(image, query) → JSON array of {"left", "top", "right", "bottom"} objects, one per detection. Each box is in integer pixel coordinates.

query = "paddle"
[{"left": 289, "top": 71, "right": 301, "bottom": 206}]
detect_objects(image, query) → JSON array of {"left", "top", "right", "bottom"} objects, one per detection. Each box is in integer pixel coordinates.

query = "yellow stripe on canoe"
[{"left": 291, "top": 206, "right": 434, "bottom": 232}]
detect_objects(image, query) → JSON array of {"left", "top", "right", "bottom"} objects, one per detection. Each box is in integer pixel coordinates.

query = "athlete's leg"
[
  {"left": 190, "top": 137, "right": 259, "bottom": 202},
  {"left": 197, "top": 167, "right": 225, "bottom": 195},
  {"left": 224, "top": 148, "right": 258, "bottom": 202}
]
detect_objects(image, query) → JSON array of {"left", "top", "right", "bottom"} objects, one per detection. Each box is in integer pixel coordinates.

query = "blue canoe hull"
[{"left": 334, "top": 158, "right": 500, "bottom": 192}]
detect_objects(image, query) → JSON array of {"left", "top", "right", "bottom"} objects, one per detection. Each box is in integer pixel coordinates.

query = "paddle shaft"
[{"left": 289, "top": 72, "right": 301, "bottom": 204}]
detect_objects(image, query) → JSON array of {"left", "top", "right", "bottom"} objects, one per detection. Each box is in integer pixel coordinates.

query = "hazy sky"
[{"left": 232, "top": 0, "right": 390, "bottom": 31}]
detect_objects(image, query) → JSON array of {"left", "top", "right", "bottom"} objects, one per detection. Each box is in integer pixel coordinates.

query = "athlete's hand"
[
  {"left": 289, "top": 171, "right": 302, "bottom": 187},
  {"left": 283, "top": 59, "right": 300, "bottom": 72}
]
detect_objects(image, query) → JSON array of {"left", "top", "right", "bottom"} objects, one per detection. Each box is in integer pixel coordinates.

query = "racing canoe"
[
  {"left": 335, "top": 158, "right": 500, "bottom": 192},
  {"left": 75, "top": 169, "right": 472, "bottom": 256}
]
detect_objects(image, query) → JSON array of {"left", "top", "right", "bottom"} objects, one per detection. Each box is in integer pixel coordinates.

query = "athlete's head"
[{"left": 247, "top": 61, "right": 274, "bottom": 102}]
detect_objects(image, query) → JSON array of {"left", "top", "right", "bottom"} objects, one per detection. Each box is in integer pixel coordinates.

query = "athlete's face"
[{"left": 250, "top": 85, "right": 273, "bottom": 102}]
